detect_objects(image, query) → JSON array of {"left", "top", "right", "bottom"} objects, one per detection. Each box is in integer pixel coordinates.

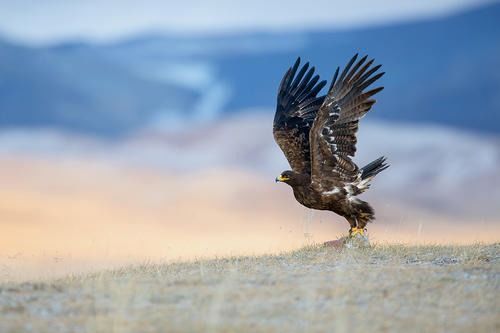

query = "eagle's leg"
[{"left": 348, "top": 199, "right": 374, "bottom": 238}]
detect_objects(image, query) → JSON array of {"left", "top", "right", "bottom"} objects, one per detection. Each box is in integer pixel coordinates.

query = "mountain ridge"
[{"left": 0, "top": 2, "right": 498, "bottom": 135}]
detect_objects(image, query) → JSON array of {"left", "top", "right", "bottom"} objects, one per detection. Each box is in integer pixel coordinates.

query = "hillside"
[{"left": 1, "top": 244, "right": 498, "bottom": 333}]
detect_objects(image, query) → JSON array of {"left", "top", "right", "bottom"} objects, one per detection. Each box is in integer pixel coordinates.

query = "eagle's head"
[{"left": 275, "top": 170, "right": 308, "bottom": 187}]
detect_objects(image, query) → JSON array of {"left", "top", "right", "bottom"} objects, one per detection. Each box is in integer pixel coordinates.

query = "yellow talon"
[{"left": 349, "top": 227, "right": 365, "bottom": 237}]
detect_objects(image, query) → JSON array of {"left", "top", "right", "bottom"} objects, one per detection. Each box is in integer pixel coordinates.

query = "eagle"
[{"left": 273, "top": 54, "right": 389, "bottom": 239}]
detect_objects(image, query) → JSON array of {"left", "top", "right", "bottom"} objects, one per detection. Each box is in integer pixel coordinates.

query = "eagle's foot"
[
  {"left": 345, "top": 227, "right": 370, "bottom": 248},
  {"left": 349, "top": 227, "right": 365, "bottom": 237}
]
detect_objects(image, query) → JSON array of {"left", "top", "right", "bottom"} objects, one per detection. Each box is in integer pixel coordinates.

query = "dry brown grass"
[{"left": 1, "top": 243, "right": 498, "bottom": 333}]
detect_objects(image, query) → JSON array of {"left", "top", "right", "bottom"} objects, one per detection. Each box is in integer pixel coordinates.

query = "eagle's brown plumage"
[{"left": 273, "top": 54, "right": 389, "bottom": 236}]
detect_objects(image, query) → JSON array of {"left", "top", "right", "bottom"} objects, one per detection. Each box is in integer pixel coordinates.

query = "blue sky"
[{"left": 0, "top": 0, "right": 492, "bottom": 45}]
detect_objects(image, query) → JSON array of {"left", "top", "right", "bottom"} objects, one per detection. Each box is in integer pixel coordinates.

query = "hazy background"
[{"left": 0, "top": 0, "right": 499, "bottom": 281}]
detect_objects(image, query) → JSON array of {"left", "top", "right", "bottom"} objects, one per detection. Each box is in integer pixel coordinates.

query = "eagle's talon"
[{"left": 349, "top": 227, "right": 365, "bottom": 237}]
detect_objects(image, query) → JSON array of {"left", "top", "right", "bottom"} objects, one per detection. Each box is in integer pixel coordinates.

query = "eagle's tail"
[
  {"left": 361, "top": 156, "right": 389, "bottom": 180},
  {"left": 356, "top": 156, "right": 389, "bottom": 193}
]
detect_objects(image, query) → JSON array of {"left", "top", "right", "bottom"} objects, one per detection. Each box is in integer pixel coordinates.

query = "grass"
[{"left": 1, "top": 243, "right": 499, "bottom": 333}]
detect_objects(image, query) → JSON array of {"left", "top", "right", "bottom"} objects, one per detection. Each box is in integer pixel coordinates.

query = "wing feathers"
[
  {"left": 273, "top": 58, "right": 327, "bottom": 174},
  {"left": 356, "top": 64, "right": 382, "bottom": 86},
  {"left": 328, "top": 67, "right": 340, "bottom": 92},
  {"left": 297, "top": 73, "right": 320, "bottom": 100},
  {"left": 345, "top": 55, "right": 368, "bottom": 83},
  {"left": 274, "top": 54, "right": 384, "bottom": 186},
  {"left": 278, "top": 58, "right": 300, "bottom": 98},
  {"left": 307, "top": 79, "right": 327, "bottom": 100},
  {"left": 309, "top": 54, "right": 384, "bottom": 190},
  {"left": 293, "top": 66, "right": 314, "bottom": 97},
  {"left": 336, "top": 53, "right": 358, "bottom": 87},
  {"left": 290, "top": 62, "right": 309, "bottom": 93},
  {"left": 351, "top": 59, "right": 375, "bottom": 83}
]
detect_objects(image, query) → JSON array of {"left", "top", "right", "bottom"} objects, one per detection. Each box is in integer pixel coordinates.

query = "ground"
[{"left": 1, "top": 244, "right": 499, "bottom": 333}]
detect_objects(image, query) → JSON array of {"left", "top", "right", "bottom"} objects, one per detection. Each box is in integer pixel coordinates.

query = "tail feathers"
[
  {"left": 355, "top": 156, "right": 389, "bottom": 193},
  {"left": 361, "top": 156, "right": 389, "bottom": 180}
]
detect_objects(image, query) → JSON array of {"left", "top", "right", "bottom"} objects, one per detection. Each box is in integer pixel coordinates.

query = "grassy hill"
[{"left": 1, "top": 244, "right": 498, "bottom": 333}]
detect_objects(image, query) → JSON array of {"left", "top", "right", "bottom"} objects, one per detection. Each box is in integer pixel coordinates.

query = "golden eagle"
[{"left": 273, "top": 54, "right": 388, "bottom": 238}]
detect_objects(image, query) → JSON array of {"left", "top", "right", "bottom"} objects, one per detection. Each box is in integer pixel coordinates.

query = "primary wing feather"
[
  {"left": 273, "top": 58, "right": 327, "bottom": 175},
  {"left": 310, "top": 54, "right": 384, "bottom": 191}
]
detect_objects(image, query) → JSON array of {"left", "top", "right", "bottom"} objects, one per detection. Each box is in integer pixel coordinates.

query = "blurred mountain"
[
  {"left": 1, "top": 112, "right": 499, "bottom": 219},
  {"left": 0, "top": 2, "right": 499, "bottom": 135},
  {"left": 0, "top": 40, "right": 199, "bottom": 136}
]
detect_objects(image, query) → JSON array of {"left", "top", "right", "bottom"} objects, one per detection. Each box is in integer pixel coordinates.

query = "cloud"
[{"left": 0, "top": 0, "right": 490, "bottom": 44}]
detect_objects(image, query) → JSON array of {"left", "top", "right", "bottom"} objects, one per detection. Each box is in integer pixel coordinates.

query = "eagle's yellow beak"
[{"left": 275, "top": 175, "right": 290, "bottom": 183}]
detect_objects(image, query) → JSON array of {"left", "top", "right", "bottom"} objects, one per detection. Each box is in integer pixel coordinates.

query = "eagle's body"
[{"left": 273, "top": 54, "right": 389, "bottom": 236}]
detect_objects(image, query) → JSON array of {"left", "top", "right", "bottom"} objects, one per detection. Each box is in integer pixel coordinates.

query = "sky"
[{"left": 0, "top": 0, "right": 491, "bottom": 45}]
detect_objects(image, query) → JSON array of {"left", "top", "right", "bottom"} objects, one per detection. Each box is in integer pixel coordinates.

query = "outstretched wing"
[
  {"left": 273, "top": 58, "right": 327, "bottom": 175},
  {"left": 309, "top": 54, "right": 384, "bottom": 191}
]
